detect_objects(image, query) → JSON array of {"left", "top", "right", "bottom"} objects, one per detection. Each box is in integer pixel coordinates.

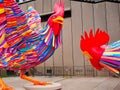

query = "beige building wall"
[{"left": 19, "top": 0, "right": 120, "bottom": 76}]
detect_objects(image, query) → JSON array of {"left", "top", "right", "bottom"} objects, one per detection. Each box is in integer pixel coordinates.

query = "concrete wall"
[{"left": 18, "top": 0, "right": 120, "bottom": 76}]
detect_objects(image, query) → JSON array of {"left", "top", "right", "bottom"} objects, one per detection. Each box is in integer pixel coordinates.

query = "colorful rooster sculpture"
[
  {"left": 80, "top": 28, "right": 120, "bottom": 75},
  {"left": 0, "top": 0, "right": 64, "bottom": 90}
]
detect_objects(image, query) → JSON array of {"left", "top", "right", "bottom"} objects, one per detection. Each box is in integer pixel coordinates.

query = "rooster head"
[
  {"left": 48, "top": 0, "right": 64, "bottom": 36},
  {"left": 80, "top": 28, "right": 110, "bottom": 70}
]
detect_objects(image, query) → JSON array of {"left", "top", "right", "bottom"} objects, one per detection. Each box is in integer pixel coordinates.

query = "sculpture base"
[{"left": 23, "top": 82, "right": 62, "bottom": 90}]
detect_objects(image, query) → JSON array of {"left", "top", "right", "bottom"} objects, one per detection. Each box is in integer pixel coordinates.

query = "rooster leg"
[
  {"left": 20, "top": 72, "right": 51, "bottom": 85},
  {"left": 0, "top": 78, "right": 14, "bottom": 90}
]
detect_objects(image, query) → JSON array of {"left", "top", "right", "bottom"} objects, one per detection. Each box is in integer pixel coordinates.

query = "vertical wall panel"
[
  {"left": 51, "top": 0, "right": 55, "bottom": 17},
  {"left": 62, "top": 18, "right": 73, "bottom": 67},
  {"left": 53, "top": 48, "right": 63, "bottom": 67},
  {"left": 94, "top": 2, "right": 107, "bottom": 31},
  {"left": 106, "top": 2, "right": 120, "bottom": 43},
  {"left": 82, "top": 3, "right": 94, "bottom": 31},
  {"left": 34, "top": 0, "right": 43, "bottom": 14},
  {"left": 82, "top": 3, "right": 94, "bottom": 66},
  {"left": 43, "top": 0, "right": 52, "bottom": 13},
  {"left": 20, "top": 3, "right": 27, "bottom": 12},
  {"left": 119, "top": 4, "right": 120, "bottom": 25},
  {"left": 94, "top": 2, "right": 109, "bottom": 76},
  {"left": 64, "top": 0, "right": 71, "bottom": 9},
  {"left": 27, "top": 1, "right": 35, "bottom": 9},
  {"left": 52, "top": 0, "right": 70, "bottom": 9},
  {"left": 71, "top": 1, "right": 84, "bottom": 67}
]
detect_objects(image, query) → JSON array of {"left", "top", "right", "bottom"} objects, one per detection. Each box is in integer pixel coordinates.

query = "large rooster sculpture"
[
  {"left": 0, "top": 0, "right": 64, "bottom": 90},
  {"left": 80, "top": 28, "right": 120, "bottom": 75}
]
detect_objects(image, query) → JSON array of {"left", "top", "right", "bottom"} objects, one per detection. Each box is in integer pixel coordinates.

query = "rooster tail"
[{"left": 100, "top": 40, "right": 120, "bottom": 74}]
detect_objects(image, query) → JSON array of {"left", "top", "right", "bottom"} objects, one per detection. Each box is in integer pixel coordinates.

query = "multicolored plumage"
[
  {"left": 80, "top": 29, "right": 120, "bottom": 75},
  {"left": 0, "top": 0, "right": 64, "bottom": 90}
]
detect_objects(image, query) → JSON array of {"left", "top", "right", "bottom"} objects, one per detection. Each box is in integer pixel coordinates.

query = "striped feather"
[{"left": 100, "top": 40, "right": 120, "bottom": 74}]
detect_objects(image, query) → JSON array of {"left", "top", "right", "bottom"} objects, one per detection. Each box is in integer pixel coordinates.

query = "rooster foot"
[
  {"left": 33, "top": 81, "right": 51, "bottom": 85},
  {"left": 20, "top": 72, "right": 52, "bottom": 86},
  {"left": 0, "top": 78, "right": 14, "bottom": 90},
  {"left": 0, "top": 86, "right": 14, "bottom": 90}
]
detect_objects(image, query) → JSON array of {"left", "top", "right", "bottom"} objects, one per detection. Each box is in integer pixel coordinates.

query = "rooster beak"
[
  {"left": 82, "top": 51, "right": 93, "bottom": 60},
  {"left": 53, "top": 16, "right": 64, "bottom": 24}
]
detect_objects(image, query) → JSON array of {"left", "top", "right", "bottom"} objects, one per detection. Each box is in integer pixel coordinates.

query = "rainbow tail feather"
[{"left": 100, "top": 40, "right": 120, "bottom": 74}]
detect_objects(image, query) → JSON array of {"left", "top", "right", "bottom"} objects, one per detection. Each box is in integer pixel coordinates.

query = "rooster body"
[
  {"left": 80, "top": 29, "right": 120, "bottom": 74},
  {"left": 0, "top": 0, "right": 64, "bottom": 89},
  {"left": 0, "top": 0, "right": 64, "bottom": 71}
]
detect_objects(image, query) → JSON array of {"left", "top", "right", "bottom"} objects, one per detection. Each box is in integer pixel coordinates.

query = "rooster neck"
[
  {"left": 89, "top": 46, "right": 105, "bottom": 59},
  {"left": 40, "top": 24, "right": 61, "bottom": 49}
]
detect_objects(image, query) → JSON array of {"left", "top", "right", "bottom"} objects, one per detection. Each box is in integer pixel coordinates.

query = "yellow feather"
[
  {"left": 0, "top": 33, "right": 5, "bottom": 44},
  {"left": 0, "top": 8, "right": 5, "bottom": 14}
]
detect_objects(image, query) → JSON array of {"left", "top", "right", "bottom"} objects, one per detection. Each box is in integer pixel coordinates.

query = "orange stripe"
[
  {"left": 101, "top": 56, "right": 120, "bottom": 61},
  {"left": 17, "top": 25, "right": 28, "bottom": 32},
  {"left": 100, "top": 62, "right": 119, "bottom": 74},
  {"left": 8, "top": 37, "right": 22, "bottom": 46}
]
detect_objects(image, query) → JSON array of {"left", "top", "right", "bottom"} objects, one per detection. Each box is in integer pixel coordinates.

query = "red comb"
[
  {"left": 53, "top": 0, "right": 64, "bottom": 16},
  {"left": 80, "top": 28, "right": 109, "bottom": 51}
]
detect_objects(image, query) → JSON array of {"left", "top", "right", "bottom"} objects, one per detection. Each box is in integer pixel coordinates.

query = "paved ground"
[{"left": 2, "top": 76, "right": 120, "bottom": 90}]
